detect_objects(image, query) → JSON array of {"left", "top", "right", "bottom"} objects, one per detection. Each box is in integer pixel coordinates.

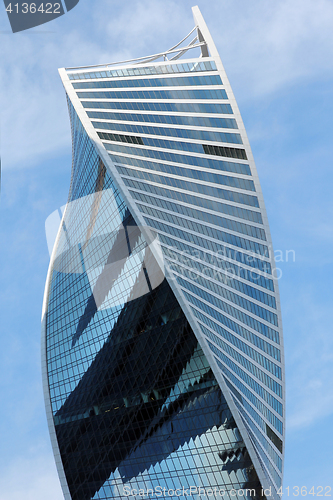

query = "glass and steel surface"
[{"left": 42, "top": 7, "right": 285, "bottom": 500}]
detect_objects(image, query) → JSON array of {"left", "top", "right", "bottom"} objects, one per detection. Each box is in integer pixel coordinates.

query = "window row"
[
  {"left": 116, "top": 161, "right": 259, "bottom": 207},
  {"left": 203, "top": 144, "right": 247, "bottom": 161},
  {"left": 205, "top": 325, "right": 281, "bottom": 385},
  {"left": 226, "top": 380, "right": 283, "bottom": 448},
  {"left": 213, "top": 350, "right": 283, "bottom": 417},
  {"left": 237, "top": 421, "right": 282, "bottom": 488},
  {"left": 235, "top": 400, "right": 283, "bottom": 474},
  {"left": 109, "top": 149, "right": 251, "bottom": 177},
  {"left": 94, "top": 120, "right": 242, "bottom": 145},
  {"left": 181, "top": 281, "right": 279, "bottom": 346},
  {"left": 131, "top": 192, "right": 265, "bottom": 246},
  {"left": 78, "top": 88, "right": 228, "bottom": 101},
  {"left": 185, "top": 286, "right": 279, "bottom": 345},
  {"left": 138, "top": 201, "right": 263, "bottom": 247},
  {"left": 136, "top": 200, "right": 265, "bottom": 252},
  {"left": 101, "top": 133, "right": 246, "bottom": 160},
  {"left": 199, "top": 313, "right": 280, "bottom": 381},
  {"left": 162, "top": 245, "right": 274, "bottom": 308},
  {"left": 207, "top": 339, "right": 281, "bottom": 399},
  {"left": 129, "top": 184, "right": 262, "bottom": 225},
  {"left": 87, "top": 110, "right": 239, "bottom": 131},
  {"left": 73, "top": 74, "right": 222, "bottom": 90},
  {"left": 196, "top": 307, "right": 280, "bottom": 368},
  {"left": 68, "top": 60, "right": 217, "bottom": 81},
  {"left": 130, "top": 194, "right": 268, "bottom": 267},
  {"left": 176, "top": 266, "right": 278, "bottom": 327},
  {"left": 244, "top": 427, "right": 283, "bottom": 486},
  {"left": 82, "top": 99, "right": 233, "bottom": 115},
  {"left": 137, "top": 209, "right": 271, "bottom": 271},
  {"left": 158, "top": 232, "right": 273, "bottom": 289}
]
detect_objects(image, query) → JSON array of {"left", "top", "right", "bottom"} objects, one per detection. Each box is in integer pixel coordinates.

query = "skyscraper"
[{"left": 42, "top": 7, "right": 285, "bottom": 500}]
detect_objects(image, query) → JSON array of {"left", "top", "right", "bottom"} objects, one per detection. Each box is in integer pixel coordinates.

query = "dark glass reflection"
[{"left": 54, "top": 278, "right": 262, "bottom": 500}]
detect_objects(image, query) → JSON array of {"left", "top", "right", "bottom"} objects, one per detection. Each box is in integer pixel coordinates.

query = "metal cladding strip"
[
  {"left": 41, "top": 202, "right": 72, "bottom": 500},
  {"left": 42, "top": 7, "right": 285, "bottom": 499}
]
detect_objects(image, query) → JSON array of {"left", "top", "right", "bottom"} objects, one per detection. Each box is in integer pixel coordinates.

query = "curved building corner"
[{"left": 42, "top": 6, "right": 285, "bottom": 500}]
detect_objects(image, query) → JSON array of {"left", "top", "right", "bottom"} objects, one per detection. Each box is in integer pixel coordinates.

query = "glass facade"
[{"left": 42, "top": 7, "right": 284, "bottom": 500}]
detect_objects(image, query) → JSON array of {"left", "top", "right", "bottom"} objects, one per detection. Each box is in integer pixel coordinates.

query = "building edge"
[{"left": 41, "top": 202, "right": 72, "bottom": 500}]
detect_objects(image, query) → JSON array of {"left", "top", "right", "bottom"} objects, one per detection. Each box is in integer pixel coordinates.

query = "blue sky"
[{"left": 0, "top": 0, "right": 332, "bottom": 497}]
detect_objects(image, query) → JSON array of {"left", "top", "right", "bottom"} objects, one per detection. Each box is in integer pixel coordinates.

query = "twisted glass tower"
[{"left": 42, "top": 7, "right": 285, "bottom": 500}]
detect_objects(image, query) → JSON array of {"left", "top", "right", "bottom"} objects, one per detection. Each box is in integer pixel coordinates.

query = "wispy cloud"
[
  {"left": 210, "top": 0, "right": 333, "bottom": 98},
  {"left": 0, "top": 0, "right": 189, "bottom": 171},
  {"left": 283, "top": 286, "right": 333, "bottom": 430},
  {"left": 0, "top": 30, "right": 107, "bottom": 170},
  {"left": 2, "top": 0, "right": 333, "bottom": 170}
]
